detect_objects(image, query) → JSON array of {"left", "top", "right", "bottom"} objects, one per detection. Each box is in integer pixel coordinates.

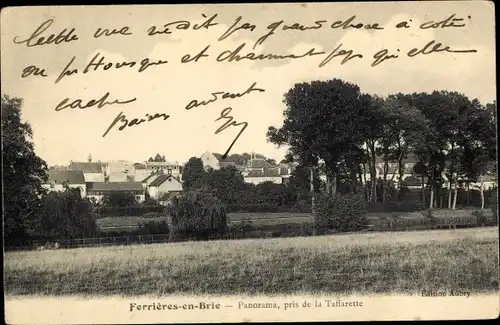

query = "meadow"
[
  {"left": 96, "top": 209, "right": 495, "bottom": 232},
  {"left": 4, "top": 227, "right": 499, "bottom": 297}
]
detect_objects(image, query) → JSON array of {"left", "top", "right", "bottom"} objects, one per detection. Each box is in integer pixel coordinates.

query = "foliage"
[
  {"left": 314, "top": 193, "right": 368, "bottom": 233},
  {"left": 40, "top": 188, "right": 99, "bottom": 240},
  {"left": 182, "top": 157, "right": 206, "bottom": 189},
  {"left": 367, "top": 199, "right": 425, "bottom": 213},
  {"left": 2, "top": 95, "right": 49, "bottom": 246},
  {"left": 102, "top": 192, "right": 137, "bottom": 207},
  {"left": 166, "top": 189, "right": 228, "bottom": 241},
  {"left": 267, "top": 79, "right": 371, "bottom": 194},
  {"left": 142, "top": 198, "right": 159, "bottom": 206},
  {"left": 148, "top": 154, "right": 166, "bottom": 162},
  {"left": 94, "top": 205, "right": 165, "bottom": 217},
  {"left": 138, "top": 219, "right": 169, "bottom": 235},
  {"left": 491, "top": 188, "right": 498, "bottom": 221},
  {"left": 196, "top": 166, "right": 246, "bottom": 206}
]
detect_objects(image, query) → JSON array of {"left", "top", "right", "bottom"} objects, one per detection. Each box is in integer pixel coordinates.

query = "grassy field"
[
  {"left": 96, "top": 209, "right": 495, "bottom": 231},
  {"left": 4, "top": 227, "right": 498, "bottom": 296}
]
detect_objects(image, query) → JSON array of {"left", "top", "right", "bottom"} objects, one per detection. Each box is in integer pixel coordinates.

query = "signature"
[
  {"left": 102, "top": 112, "right": 170, "bottom": 137},
  {"left": 214, "top": 107, "right": 248, "bottom": 159},
  {"left": 185, "top": 81, "right": 265, "bottom": 110}
]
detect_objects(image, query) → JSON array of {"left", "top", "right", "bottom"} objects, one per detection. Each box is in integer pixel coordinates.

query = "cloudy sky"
[{"left": 1, "top": 2, "right": 495, "bottom": 166}]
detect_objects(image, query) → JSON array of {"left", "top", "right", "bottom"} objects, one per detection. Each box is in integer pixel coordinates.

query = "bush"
[
  {"left": 142, "top": 212, "right": 163, "bottom": 218},
  {"left": 102, "top": 192, "right": 137, "bottom": 207},
  {"left": 166, "top": 189, "right": 228, "bottom": 241},
  {"left": 471, "top": 210, "right": 486, "bottom": 226},
  {"left": 491, "top": 188, "right": 498, "bottom": 222},
  {"left": 422, "top": 209, "right": 437, "bottom": 227},
  {"left": 368, "top": 199, "right": 425, "bottom": 213},
  {"left": 138, "top": 219, "right": 169, "bottom": 235},
  {"left": 94, "top": 205, "right": 165, "bottom": 217},
  {"left": 314, "top": 193, "right": 368, "bottom": 233},
  {"left": 142, "top": 198, "right": 159, "bottom": 206}
]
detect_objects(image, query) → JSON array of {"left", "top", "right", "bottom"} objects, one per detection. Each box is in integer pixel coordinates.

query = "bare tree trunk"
[
  {"left": 311, "top": 167, "right": 316, "bottom": 236},
  {"left": 448, "top": 174, "right": 453, "bottom": 209},
  {"left": 383, "top": 159, "right": 389, "bottom": 203},
  {"left": 421, "top": 175, "right": 426, "bottom": 207},
  {"left": 480, "top": 175, "right": 485, "bottom": 210},
  {"left": 362, "top": 163, "right": 368, "bottom": 201},
  {"left": 429, "top": 170, "right": 434, "bottom": 209},
  {"left": 466, "top": 182, "right": 470, "bottom": 206},
  {"left": 452, "top": 177, "right": 458, "bottom": 210},
  {"left": 331, "top": 172, "right": 337, "bottom": 195}
]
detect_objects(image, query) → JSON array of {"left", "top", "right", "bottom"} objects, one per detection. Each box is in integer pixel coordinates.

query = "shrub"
[
  {"left": 142, "top": 198, "right": 159, "bottom": 206},
  {"left": 471, "top": 210, "right": 487, "bottom": 227},
  {"left": 102, "top": 192, "right": 137, "bottom": 207},
  {"left": 94, "top": 205, "right": 165, "bottom": 217},
  {"left": 142, "top": 212, "right": 163, "bottom": 219},
  {"left": 314, "top": 193, "right": 368, "bottom": 233},
  {"left": 422, "top": 209, "right": 436, "bottom": 227},
  {"left": 491, "top": 188, "right": 498, "bottom": 223},
  {"left": 367, "top": 199, "right": 425, "bottom": 213},
  {"left": 138, "top": 219, "right": 169, "bottom": 235},
  {"left": 166, "top": 189, "right": 228, "bottom": 241}
]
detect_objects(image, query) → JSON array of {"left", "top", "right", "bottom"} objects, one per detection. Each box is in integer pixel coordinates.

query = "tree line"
[{"left": 267, "top": 79, "right": 497, "bottom": 210}]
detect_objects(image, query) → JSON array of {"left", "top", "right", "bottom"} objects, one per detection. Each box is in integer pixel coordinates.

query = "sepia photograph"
[{"left": 2, "top": 1, "right": 498, "bottom": 323}]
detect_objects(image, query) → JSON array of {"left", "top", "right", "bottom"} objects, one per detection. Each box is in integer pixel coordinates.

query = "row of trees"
[{"left": 267, "top": 79, "right": 497, "bottom": 209}]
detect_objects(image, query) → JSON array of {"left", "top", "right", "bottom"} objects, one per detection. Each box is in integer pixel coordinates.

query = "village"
[{"left": 43, "top": 151, "right": 497, "bottom": 206}]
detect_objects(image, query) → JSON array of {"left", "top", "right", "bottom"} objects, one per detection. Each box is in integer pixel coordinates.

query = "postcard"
[{"left": 2, "top": 2, "right": 498, "bottom": 324}]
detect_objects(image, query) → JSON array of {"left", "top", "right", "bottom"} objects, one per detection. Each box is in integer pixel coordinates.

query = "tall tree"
[
  {"left": 267, "top": 79, "right": 369, "bottom": 195},
  {"left": 2, "top": 95, "right": 48, "bottom": 246},
  {"left": 182, "top": 157, "right": 206, "bottom": 189}
]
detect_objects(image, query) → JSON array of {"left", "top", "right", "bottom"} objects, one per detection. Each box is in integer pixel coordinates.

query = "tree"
[
  {"left": 2, "top": 95, "right": 49, "bottom": 246},
  {"left": 40, "top": 188, "right": 98, "bottom": 240},
  {"left": 102, "top": 192, "right": 137, "bottom": 207},
  {"left": 267, "top": 79, "right": 370, "bottom": 195},
  {"left": 202, "top": 166, "right": 246, "bottom": 206},
  {"left": 182, "top": 157, "right": 206, "bottom": 189},
  {"left": 379, "top": 94, "right": 429, "bottom": 201},
  {"left": 166, "top": 189, "right": 227, "bottom": 241}
]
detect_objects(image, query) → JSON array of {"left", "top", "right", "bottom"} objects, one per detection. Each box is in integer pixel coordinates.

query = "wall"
[
  {"left": 42, "top": 184, "right": 87, "bottom": 197},
  {"left": 84, "top": 172, "right": 105, "bottom": 182},
  {"left": 244, "top": 176, "right": 283, "bottom": 185},
  {"left": 201, "top": 152, "right": 220, "bottom": 170},
  {"left": 148, "top": 178, "right": 183, "bottom": 199}
]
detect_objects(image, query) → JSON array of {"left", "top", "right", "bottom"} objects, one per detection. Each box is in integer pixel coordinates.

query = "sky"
[{"left": 1, "top": 2, "right": 496, "bottom": 166}]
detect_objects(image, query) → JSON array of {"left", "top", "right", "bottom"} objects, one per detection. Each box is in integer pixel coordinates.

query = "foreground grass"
[{"left": 4, "top": 227, "right": 499, "bottom": 296}]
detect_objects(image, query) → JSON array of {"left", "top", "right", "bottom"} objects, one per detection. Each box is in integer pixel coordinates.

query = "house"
[
  {"left": 244, "top": 169, "right": 283, "bottom": 185},
  {"left": 42, "top": 170, "right": 87, "bottom": 197},
  {"left": 141, "top": 171, "right": 162, "bottom": 188},
  {"left": 104, "top": 160, "right": 135, "bottom": 182},
  {"left": 145, "top": 160, "right": 182, "bottom": 178},
  {"left": 69, "top": 155, "right": 105, "bottom": 182},
  {"left": 134, "top": 163, "right": 154, "bottom": 183},
  {"left": 200, "top": 151, "right": 221, "bottom": 170},
  {"left": 86, "top": 182, "right": 146, "bottom": 203},
  {"left": 147, "top": 174, "right": 183, "bottom": 200}
]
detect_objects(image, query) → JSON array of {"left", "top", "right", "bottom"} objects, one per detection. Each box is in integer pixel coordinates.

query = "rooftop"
[
  {"left": 149, "top": 174, "right": 182, "bottom": 187},
  {"left": 87, "top": 182, "right": 144, "bottom": 192},
  {"left": 47, "top": 170, "right": 85, "bottom": 184},
  {"left": 69, "top": 162, "right": 103, "bottom": 173}
]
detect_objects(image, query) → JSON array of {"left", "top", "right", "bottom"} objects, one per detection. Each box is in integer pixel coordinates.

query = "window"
[{"left": 167, "top": 169, "right": 172, "bottom": 175}]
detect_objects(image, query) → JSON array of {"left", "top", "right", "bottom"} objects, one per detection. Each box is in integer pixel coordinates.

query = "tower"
[{"left": 88, "top": 153, "right": 92, "bottom": 163}]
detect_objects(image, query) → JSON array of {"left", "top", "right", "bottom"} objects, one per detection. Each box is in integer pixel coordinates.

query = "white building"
[
  {"left": 42, "top": 170, "right": 87, "bottom": 197},
  {"left": 147, "top": 174, "right": 183, "bottom": 200}
]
